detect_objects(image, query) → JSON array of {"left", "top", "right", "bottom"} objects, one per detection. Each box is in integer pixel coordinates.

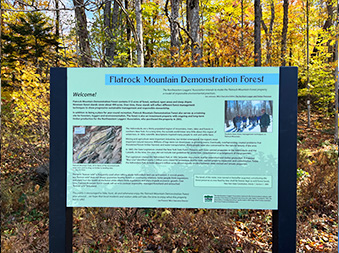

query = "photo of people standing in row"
[{"left": 225, "top": 100, "right": 273, "bottom": 133}]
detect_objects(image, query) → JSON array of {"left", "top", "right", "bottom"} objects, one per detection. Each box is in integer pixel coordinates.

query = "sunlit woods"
[
  {"left": 1, "top": 0, "right": 338, "bottom": 251},
  {"left": 89, "top": 0, "right": 336, "bottom": 118}
]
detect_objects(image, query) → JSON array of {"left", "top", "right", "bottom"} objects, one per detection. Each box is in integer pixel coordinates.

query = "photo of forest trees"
[{"left": 225, "top": 100, "right": 273, "bottom": 133}]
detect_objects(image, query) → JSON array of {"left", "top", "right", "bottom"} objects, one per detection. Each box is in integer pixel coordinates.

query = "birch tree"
[
  {"left": 170, "top": 0, "right": 180, "bottom": 61},
  {"left": 187, "top": 0, "right": 201, "bottom": 66},
  {"left": 125, "top": 0, "right": 133, "bottom": 64},
  {"left": 135, "top": 0, "right": 144, "bottom": 67}
]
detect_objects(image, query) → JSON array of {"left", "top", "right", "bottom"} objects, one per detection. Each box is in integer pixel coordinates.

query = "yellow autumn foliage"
[{"left": 2, "top": 62, "right": 49, "bottom": 133}]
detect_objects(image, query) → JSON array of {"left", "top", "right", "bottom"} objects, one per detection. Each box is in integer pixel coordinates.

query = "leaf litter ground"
[{"left": 1, "top": 111, "right": 338, "bottom": 252}]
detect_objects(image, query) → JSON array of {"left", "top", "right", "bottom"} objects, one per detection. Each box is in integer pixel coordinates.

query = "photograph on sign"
[
  {"left": 225, "top": 100, "right": 273, "bottom": 133},
  {"left": 73, "top": 126, "right": 122, "bottom": 164},
  {"left": 66, "top": 67, "right": 279, "bottom": 209}
]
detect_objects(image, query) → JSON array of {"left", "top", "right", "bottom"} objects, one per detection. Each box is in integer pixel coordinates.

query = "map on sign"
[{"left": 66, "top": 67, "right": 279, "bottom": 209}]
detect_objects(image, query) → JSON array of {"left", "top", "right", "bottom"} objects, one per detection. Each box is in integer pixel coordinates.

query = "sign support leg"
[
  {"left": 50, "top": 68, "right": 73, "bottom": 253},
  {"left": 272, "top": 67, "right": 298, "bottom": 252}
]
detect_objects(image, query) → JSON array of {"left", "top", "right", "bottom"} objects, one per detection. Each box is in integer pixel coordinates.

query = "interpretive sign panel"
[{"left": 66, "top": 67, "right": 280, "bottom": 209}]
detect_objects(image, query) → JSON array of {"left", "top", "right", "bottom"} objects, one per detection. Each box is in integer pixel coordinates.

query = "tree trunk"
[
  {"left": 104, "top": 0, "right": 112, "bottom": 66},
  {"left": 112, "top": 1, "right": 119, "bottom": 55},
  {"left": 170, "top": 0, "right": 180, "bottom": 62},
  {"left": 269, "top": 100, "right": 273, "bottom": 114},
  {"left": 261, "top": 0, "right": 274, "bottom": 65},
  {"left": 125, "top": 0, "right": 133, "bottom": 65},
  {"left": 236, "top": 101, "right": 240, "bottom": 114},
  {"left": 0, "top": 1, "right": 2, "bottom": 120},
  {"left": 225, "top": 101, "right": 230, "bottom": 127},
  {"left": 254, "top": 0, "right": 261, "bottom": 66},
  {"left": 289, "top": 47, "right": 292, "bottom": 66},
  {"left": 135, "top": 0, "right": 144, "bottom": 67},
  {"left": 335, "top": 40, "right": 338, "bottom": 142},
  {"left": 55, "top": 0, "right": 60, "bottom": 66},
  {"left": 104, "top": 0, "right": 119, "bottom": 66},
  {"left": 145, "top": 14, "right": 156, "bottom": 67},
  {"left": 306, "top": 0, "right": 310, "bottom": 127},
  {"left": 240, "top": 0, "right": 244, "bottom": 65},
  {"left": 187, "top": 0, "right": 201, "bottom": 66},
  {"left": 326, "top": 0, "right": 335, "bottom": 62},
  {"left": 281, "top": 0, "right": 289, "bottom": 66},
  {"left": 73, "top": 0, "right": 92, "bottom": 66}
]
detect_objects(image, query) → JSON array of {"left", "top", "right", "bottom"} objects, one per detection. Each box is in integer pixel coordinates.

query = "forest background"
[{"left": 1, "top": 0, "right": 338, "bottom": 251}]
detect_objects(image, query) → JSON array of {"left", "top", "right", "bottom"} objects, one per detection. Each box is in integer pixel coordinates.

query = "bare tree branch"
[
  {"left": 114, "top": 0, "right": 142, "bottom": 54},
  {"left": 2, "top": 0, "right": 142, "bottom": 64},
  {"left": 164, "top": 0, "right": 195, "bottom": 44},
  {"left": 1, "top": 0, "right": 100, "bottom": 12}
]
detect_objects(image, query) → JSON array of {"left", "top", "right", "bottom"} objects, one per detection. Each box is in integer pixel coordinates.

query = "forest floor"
[{"left": 1, "top": 110, "right": 338, "bottom": 252}]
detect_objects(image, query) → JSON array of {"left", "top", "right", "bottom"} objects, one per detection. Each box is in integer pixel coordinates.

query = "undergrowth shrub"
[
  {"left": 1, "top": 181, "right": 49, "bottom": 253},
  {"left": 1, "top": 60, "right": 50, "bottom": 252},
  {"left": 296, "top": 144, "right": 338, "bottom": 251},
  {"left": 72, "top": 208, "right": 271, "bottom": 252},
  {"left": 297, "top": 145, "right": 338, "bottom": 217}
]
